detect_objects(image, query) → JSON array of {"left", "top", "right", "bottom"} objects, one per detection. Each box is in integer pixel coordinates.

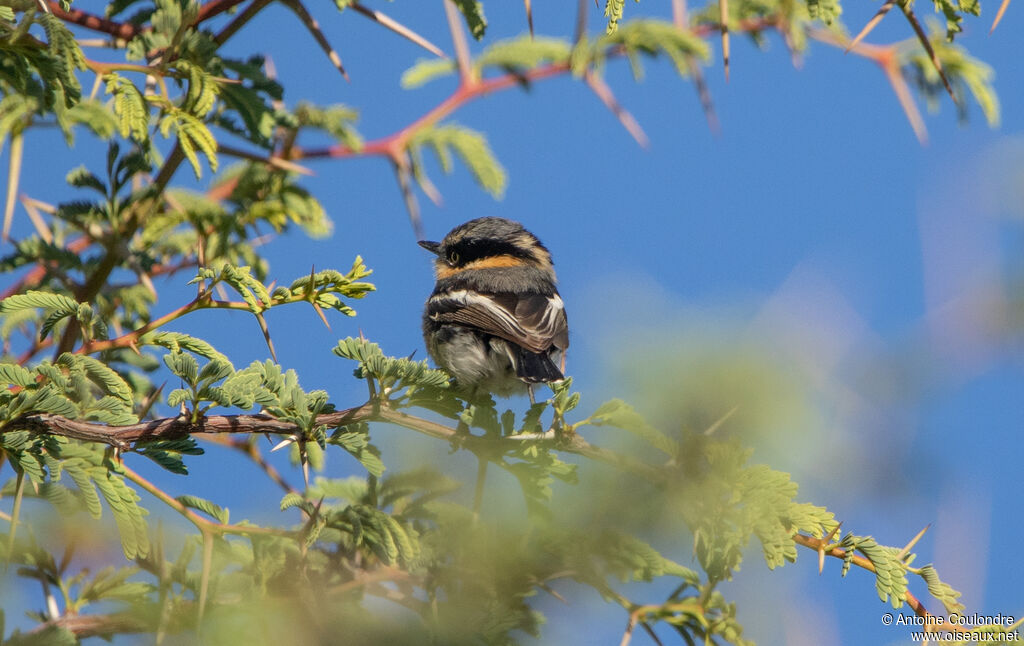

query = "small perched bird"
[{"left": 420, "top": 217, "right": 569, "bottom": 400}]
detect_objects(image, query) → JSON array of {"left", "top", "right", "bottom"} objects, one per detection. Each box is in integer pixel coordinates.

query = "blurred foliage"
[{"left": 0, "top": 0, "right": 1009, "bottom": 643}]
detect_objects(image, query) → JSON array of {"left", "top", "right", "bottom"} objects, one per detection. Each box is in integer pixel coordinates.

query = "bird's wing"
[{"left": 427, "top": 290, "right": 568, "bottom": 355}]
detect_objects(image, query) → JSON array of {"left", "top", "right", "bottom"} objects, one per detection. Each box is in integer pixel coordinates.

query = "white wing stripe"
[{"left": 428, "top": 289, "right": 564, "bottom": 340}]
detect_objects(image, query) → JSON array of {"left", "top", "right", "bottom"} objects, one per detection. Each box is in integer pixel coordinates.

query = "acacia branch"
[
  {"left": 791, "top": 534, "right": 976, "bottom": 635},
  {"left": 2, "top": 395, "right": 975, "bottom": 630}
]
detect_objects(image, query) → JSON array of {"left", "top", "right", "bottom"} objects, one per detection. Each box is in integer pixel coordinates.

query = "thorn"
[
  {"left": 416, "top": 169, "right": 444, "bottom": 207},
  {"left": 271, "top": 434, "right": 300, "bottom": 452},
  {"left": 846, "top": 0, "right": 896, "bottom": 54},
  {"left": 583, "top": 71, "right": 650, "bottom": 148},
  {"left": 443, "top": 0, "right": 473, "bottom": 84},
  {"left": 137, "top": 382, "right": 166, "bottom": 420},
  {"left": 311, "top": 301, "right": 331, "bottom": 330},
  {"left": 690, "top": 62, "right": 721, "bottom": 135},
  {"left": 897, "top": 523, "right": 931, "bottom": 560},
  {"left": 703, "top": 405, "right": 738, "bottom": 436},
  {"left": 393, "top": 156, "right": 424, "bottom": 241},
  {"left": 305, "top": 264, "right": 317, "bottom": 299},
  {"left": 282, "top": 0, "right": 349, "bottom": 81},
  {"left": 139, "top": 271, "right": 157, "bottom": 298},
  {"left": 255, "top": 312, "right": 277, "bottom": 362},
  {"left": 538, "top": 581, "right": 567, "bottom": 603},
  {"left": 671, "top": 0, "right": 688, "bottom": 27},
  {"left": 883, "top": 64, "right": 928, "bottom": 145},
  {"left": 720, "top": 0, "right": 730, "bottom": 82},
  {"left": 300, "top": 441, "right": 310, "bottom": 490},
  {"left": 900, "top": 3, "right": 957, "bottom": 106},
  {"left": 349, "top": 2, "right": 448, "bottom": 59},
  {"left": 574, "top": 0, "right": 588, "bottom": 45},
  {"left": 3, "top": 132, "right": 24, "bottom": 243},
  {"left": 990, "top": 0, "right": 1011, "bottom": 32},
  {"left": 20, "top": 195, "right": 52, "bottom": 244},
  {"left": 819, "top": 521, "right": 842, "bottom": 574}
]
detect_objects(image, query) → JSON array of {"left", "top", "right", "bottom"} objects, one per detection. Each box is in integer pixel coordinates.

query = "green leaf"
[
  {"left": 294, "top": 102, "right": 363, "bottom": 151},
  {"left": 412, "top": 123, "right": 507, "bottom": 198},
  {"left": 176, "top": 494, "right": 229, "bottom": 524},
  {"left": 104, "top": 74, "right": 149, "bottom": 141},
  {"left": 605, "top": 0, "right": 627, "bottom": 33},
  {"left": 0, "top": 363, "right": 35, "bottom": 387},
  {"left": 476, "top": 36, "right": 572, "bottom": 73},
  {"left": 329, "top": 428, "right": 385, "bottom": 477},
  {"left": 401, "top": 58, "right": 457, "bottom": 89},
  {"left": 164, "top": 350, "right": 199, "bottom": 386},
  {"left": 158, "top": 107, "right": 218, "bottom": 178},
  {"left": 917, "top": 564, "right": 965, "bottom": 613},
  {"left": 0, "top": 290, "right": 79, "bottom": 315},
  {"left": 64, "top": 463, "right": 103, "bottom": 519},
  {"left": 143, "top": 332, "right": 229, "bottom": 363},
  {"left": 59, "top": 353, "right": 135, "bottom": 405},
  {"left": 135, "top": 437, "right": 203, "bottom": 475},
  {"left": 91, "top": 469, "right": 150, "bottom": 559},
  {"left": 452, "top": 0, "right": 487, "bottom": 39},
  {"left": 280, "top": 492, "right": 311, "bottom": 513},
  {"left": 588, "top": 399, "right": 678, "bottom": 456}
]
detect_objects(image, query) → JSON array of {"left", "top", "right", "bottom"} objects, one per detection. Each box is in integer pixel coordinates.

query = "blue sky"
[{"left": 3, "top": 1, "right": 1023, "bottom": 643}]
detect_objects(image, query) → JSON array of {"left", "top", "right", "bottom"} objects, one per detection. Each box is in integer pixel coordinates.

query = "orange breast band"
[{"left": 435, "top": 254, "right": 528, "bottom": 279}]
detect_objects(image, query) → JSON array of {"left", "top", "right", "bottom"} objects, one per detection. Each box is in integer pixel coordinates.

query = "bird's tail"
[{"left": 514, "top": 347, "right": 564, "bottom": 383}]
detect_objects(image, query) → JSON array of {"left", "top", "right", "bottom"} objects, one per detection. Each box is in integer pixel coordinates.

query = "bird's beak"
[{"left": 418, "top": 240, "right": 441, "bottom": 255}]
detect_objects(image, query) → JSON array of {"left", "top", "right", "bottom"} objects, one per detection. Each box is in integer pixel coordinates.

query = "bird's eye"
[{"left": 448, "top": 251, "right": 460, "bottom": 264}]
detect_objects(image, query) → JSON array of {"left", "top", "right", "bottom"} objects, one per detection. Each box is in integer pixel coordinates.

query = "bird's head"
[{"left": 419, "top": 217, "right": 554, "bottom": 280}]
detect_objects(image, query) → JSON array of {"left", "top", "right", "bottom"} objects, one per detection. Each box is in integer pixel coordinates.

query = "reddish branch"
[
  {"left": 45, "top": 0, "right": 248, "bottom": 40},
  {"left": 46, "top": 2, "right": 141, "bottom": 40}
]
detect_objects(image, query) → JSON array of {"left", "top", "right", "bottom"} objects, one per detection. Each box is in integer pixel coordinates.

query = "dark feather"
[
  {"left": 428, "top": 289, "right": 567, "bottom": 355},
  {"left": 515, "top": 346, "right": 564, "bottom": 382}
]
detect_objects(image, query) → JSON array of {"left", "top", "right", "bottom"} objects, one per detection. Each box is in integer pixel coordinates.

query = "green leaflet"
[
  {"left": 104, "top": 74, "right": 149, "bottom": 141},
  {"left": 586, "top": 398, "right": 678, "bottom": 456},
  {"left": 158, "top": 107, "right": 218, "bottom": 178},
  {"left": 0, "top": 363, "right": 34, "bottom": 387},
  {"left": 605, "top": 0, "right": 628, "bottom": 33},
  {"left": 177, "top": 494, "right": 229, "bottom": 524},
  {"left": 401, "top": 58, "right": 457, "bottom": 89},
  {"left": 329, "top": 427, "right": 385, "bottom": 477},
  {"left": 293, "top": 102, "right": 363, "bottom": 152},
  {"left": 411, "top": 123, "right": 507, "bottom": 199},
  {"left": 135, "top": 437, "right": 204, "bottom": 475},
  {"left": 588, "top": 19, "right": 711, "bottom": 80},
  {"left": 902, "top": 32, "right": 999, "bottom": 126},
  {"left": 333, "top": 336, "right": 449, "bottom": 392},
  {"left": 91, "top": 468, "right": 151, "bottom": 559},
  {"left": 452, "top": 0, "right": 487, "bottom": 39}
]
